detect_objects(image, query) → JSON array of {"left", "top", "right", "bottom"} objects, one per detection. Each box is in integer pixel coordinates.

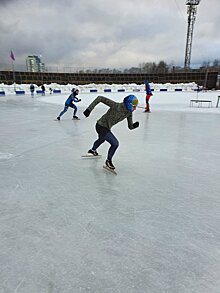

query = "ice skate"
[
  {"left": 81, "top": 149, "right": 101, "bottom": 158},
  {"left": 72, "top": 116, "right": 80, "bottom": 120},
  {"left": 103, "top": 160, "right": 117, "bottom": 175},
  {"left": 88, "top": 149, "right": 99, "bottom": 156}
]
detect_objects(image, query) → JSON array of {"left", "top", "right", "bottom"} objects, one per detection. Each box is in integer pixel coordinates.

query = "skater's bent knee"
[{"left": 114, "top": 140, "right": 119, "bottom": 148}]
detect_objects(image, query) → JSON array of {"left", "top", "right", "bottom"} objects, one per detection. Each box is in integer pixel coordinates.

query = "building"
[{"left": 26, "top": 55, "right": 45, "bottom": 72}]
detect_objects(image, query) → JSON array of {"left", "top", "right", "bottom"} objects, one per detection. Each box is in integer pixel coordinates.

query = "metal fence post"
[{"left": 216, "top": 96, "right": 220, "bottom": 108}]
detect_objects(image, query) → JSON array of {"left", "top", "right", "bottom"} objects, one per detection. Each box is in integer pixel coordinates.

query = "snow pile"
[{"left": 0, "top": 82, "right": 200, "bottom": 96}]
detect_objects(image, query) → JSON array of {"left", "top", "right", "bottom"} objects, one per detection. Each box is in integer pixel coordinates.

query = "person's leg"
[
  {"left": 89, "top": 124, "right": 119, "bottom": 168},
  {"left": 58, "top": 106, "right": 68, "bottom": 118},
  {"left": 91, "top": 124, "right": 107, "bottom": 150},
  {"left": 147, "top": 95, "right": 151, "bottom": 111},
  {"left": 72, "top": 104, "right": 77, "bottom": 117},
  {"left": 91, "top": 136, "right": 105, "bottom": 152},
  {"left": 145, "top": 95, "right": 150, "bottom": 112},
  {"left": 145, "top": 94, "right": 148, "bottom": 111},
  {"left": 88, "top": 124, "right": 108, "bottom": 155},
  {"left": 105, "top": 132, "right": 119, "bottom": 161},
  {"left": 145, "top": 100, "right": 149, "bottom": 111}
]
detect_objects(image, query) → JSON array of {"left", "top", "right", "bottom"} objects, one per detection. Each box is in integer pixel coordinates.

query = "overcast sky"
[{"left": 0, "top": 0, "right": 219, "bottom": 70}]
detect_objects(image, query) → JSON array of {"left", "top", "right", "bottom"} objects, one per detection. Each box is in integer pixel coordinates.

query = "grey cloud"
[
  {"left": 0, "top": 0, "right": 219, "bottom": 69},
  {"left": 0, "top": 0, "right": 14, "bottom": 5}
]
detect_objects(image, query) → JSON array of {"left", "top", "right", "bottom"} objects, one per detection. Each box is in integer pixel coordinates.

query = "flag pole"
[
  {"left": 11, "top": 59, "right": 16, "bottom": 91},
  {"left": 10, "top": 50, "right": 16, "bottom": 91}
]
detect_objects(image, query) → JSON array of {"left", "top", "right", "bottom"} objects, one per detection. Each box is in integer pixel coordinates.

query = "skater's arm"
[
  {"left": 89, "top": 96, "right": 115, "bottom": 110},
  {"left": 83, "top": 96, "right": 115, "bottom": 117},
  {"left": 72, "top": 96, "right": 81, "bottom": 102},
  {"left": 127, "top": 115, "right": 139, "bottom": 129}
]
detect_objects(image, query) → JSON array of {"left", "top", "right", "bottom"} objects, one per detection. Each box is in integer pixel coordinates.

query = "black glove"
[
  {"left": 133, "top": 122, "right": 139, "bottom": 129},
  {"left": 83, "top": 108, "right": 91, "bottom": 117},
  {"left": 78, "top": 99, "right": 81, "bottom": 102}
]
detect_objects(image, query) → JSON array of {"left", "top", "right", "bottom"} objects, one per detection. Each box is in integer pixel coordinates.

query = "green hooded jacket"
[{"left": 87, "top": 96, "right": 135, "bottom": 130}]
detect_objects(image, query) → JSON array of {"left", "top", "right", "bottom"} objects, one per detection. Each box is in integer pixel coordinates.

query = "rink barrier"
[
  {"left": 15, "top": 90, "right": 25, "bottom": 95},
  {"left": 0, "top": 88, "right": 205, "bottom": 96},
  {"left": 216, "top": 96, "right": 220, "bottom": 108},
  {"left": 104, "top": 89, "right": 111, "bottom": 92},
  {"left": 53, "top": 89, "right": 61, "bottom": 94}
]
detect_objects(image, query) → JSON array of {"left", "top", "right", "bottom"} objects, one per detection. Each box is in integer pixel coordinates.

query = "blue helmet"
[{"left": 123, "top": 95, "right": 138, "bottom": 112}]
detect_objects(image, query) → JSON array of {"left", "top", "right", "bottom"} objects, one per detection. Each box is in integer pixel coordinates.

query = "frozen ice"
[{"left": 0, "top": 89, "right": 220, "bottom": 293}]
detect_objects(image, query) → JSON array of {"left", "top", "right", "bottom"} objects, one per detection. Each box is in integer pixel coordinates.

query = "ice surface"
[{"left": 0, "top": 91, "right": 220, "bottom": 293}]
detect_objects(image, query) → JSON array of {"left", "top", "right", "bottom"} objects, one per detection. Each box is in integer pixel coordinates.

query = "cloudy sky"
[{"left": 0, "top": 0, "right": 219, "bottom": 70}]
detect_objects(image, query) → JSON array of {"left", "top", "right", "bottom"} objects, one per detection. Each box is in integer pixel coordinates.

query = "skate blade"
[
  {"left": 81, "top": 154, "right": 102, "bottom": 158},
  {"left": 103, "top": 165, "right": 117, "bottom": 175}
]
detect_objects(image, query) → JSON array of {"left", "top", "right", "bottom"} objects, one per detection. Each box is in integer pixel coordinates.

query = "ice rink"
[{"left": 1, "top": 90, "right": 220, "bottom": 292}]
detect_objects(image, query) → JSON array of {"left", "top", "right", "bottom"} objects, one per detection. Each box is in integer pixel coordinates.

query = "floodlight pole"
[{"left": 184, "top": 0, "right": 201, "bottom": 69}]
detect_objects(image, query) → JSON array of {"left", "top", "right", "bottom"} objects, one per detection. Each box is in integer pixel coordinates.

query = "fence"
[{"left": 0, "top": 70, "right": 218, "bottom": 90}]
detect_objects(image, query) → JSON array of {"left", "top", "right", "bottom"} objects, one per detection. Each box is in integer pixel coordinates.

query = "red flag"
[{"left": 10, "top": 50, "right": 15, "bottom": 61}]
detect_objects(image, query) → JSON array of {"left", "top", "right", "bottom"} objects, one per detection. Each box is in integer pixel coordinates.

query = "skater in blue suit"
[
  {"left": 144, "top": 80, "right": 153, "bottom": 112},
  {"left": 57, "top": 88, "right": 81, "bottom": 120}
]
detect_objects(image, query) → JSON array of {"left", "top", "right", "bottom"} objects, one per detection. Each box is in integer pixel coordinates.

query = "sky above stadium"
[{"left": 0, "top": 0, "right": 219, "bottom": 70}]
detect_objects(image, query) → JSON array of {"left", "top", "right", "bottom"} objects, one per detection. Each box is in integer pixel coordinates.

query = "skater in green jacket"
[{"left": 83, "top": 95, "right": 139, "bottom": 170}]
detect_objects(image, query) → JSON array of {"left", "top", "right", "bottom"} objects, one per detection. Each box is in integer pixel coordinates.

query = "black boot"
[
  {"left": 88, "top": 149, "right": 99, "bottom": 156},
  {"left": 105, "top": 160, "right": 115, "bottom": 170}
]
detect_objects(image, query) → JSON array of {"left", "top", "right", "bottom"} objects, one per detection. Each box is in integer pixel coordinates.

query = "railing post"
[{"left": 216, "top": 96, "right": 220, "bottom": 108}]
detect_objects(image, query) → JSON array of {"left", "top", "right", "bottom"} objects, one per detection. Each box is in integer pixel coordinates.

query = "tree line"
[
  {"left": 1, "top": 59, "right": 219, "bottom": 74},
  {"left": 77, "top": 59, "right": 220, "bottom": 74}
]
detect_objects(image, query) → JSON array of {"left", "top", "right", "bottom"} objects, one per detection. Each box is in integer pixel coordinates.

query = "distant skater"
[
  {"left": 83, "top": 95, "right": 139, "bottom": 170},
  {"left": 144, "top": 80, "right": 153, "bottom": 112},
  {"left": 41, "top": 84, "right": 46, "bottom": 96},
  {"left": 57, "top": 88, "right": 81, "bottom": 120},
  {"left": 30, "top": 84, "right": 35, "bottom": 98}
]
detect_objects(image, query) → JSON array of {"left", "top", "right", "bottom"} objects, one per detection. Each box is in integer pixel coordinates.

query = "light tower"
[{"left": 184, "top": 0, "right": 201, "bottom": 69}]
